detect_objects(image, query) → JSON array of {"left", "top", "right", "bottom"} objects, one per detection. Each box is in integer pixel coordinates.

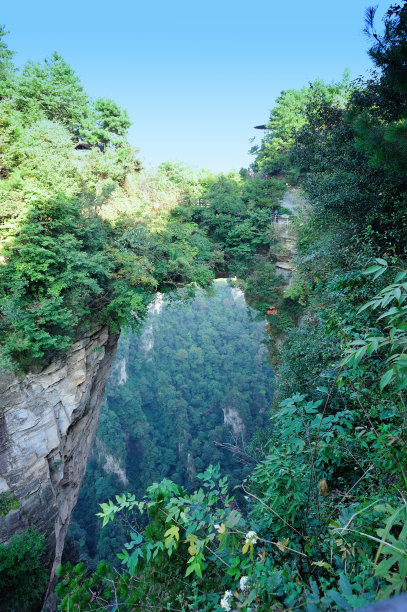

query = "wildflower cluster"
[
  {"left": 244, "top": 530, "right": 258, "bottom": 545},
  {"left": 220, "top": 590, "right": 233, "bottom": 611},
  {"left": 267, "top": 305, "right": 278, "bottom": 315},
  {"left": 239, "top": 575, "right": 250, "bottom": 592}
]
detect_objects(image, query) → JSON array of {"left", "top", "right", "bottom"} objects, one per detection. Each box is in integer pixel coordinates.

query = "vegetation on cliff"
[
  {"left": 0, "top": 35, "right": 215, "bottom": 371},
  {"left": 0, "top": 526, "right": 47, "bottom": 610},
  {"left": 58, "top": 3, "right": 407, "bottom": 610},
  {"left": 1, "top": 1, "right": 407, "bottom": 610}
]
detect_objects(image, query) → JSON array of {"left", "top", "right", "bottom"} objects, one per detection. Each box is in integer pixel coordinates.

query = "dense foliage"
[
  {"left": 249, "top": 74, "right": 352, "bottom": 182},
  {"left": 2, "top": 1, "right": 407, "bottom": 609},
  {"left": 0, "top": 526, "right": 47, "bottom": 611},
  {"left": 173, "top": 169, "right": 301, "bottom": 339},
  {"left": 58, "top": 2, "right": 407, "bottom": 610},
  {"left": 70, "top": 281, "right": 274, "bottom": 564},
  {"left": 58, "top": 264, "right": 407, "bottom": 610},
  {"left": 0, "top": 41, "right": 215, "bottom": 370}
]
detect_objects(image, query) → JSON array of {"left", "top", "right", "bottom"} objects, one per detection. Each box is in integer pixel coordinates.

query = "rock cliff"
[
  {"left": 271, "top": 188, "right": 302, "bottom": 280},
  {"left": 0, "top": 326, "right": 119, "bottom": 608},
  {"left": 265, "top": 188, "right": 303, "bottom": 371}
]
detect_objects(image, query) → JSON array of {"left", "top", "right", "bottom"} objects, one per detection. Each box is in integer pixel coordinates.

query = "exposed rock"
[
  {"left": 140, "top": 321, "right": 154, "bottom": 355},
  {"left": 281, "top": 187, "right": 306, "bottom": 215},
  {"left": 230, "top": 286, "right": 245, "bottom": 303},
  {"left": 186, "top": 452, "right": 196, "bottom": 480},
  {"left": 270, "top": 187, "right": 305, "bottom": 279},
  {"left": 222, "top": 407, "right": 245, "bottom": 437},
  {"left": 139, "top": 292, "right": 164, "bottom": 356},
  {"left": 276, "top": 260, "right": 295, "bottom": 271},
  {"left": 96, "top": 440, "right": 128, "bottom": 485},
  {"left": 116, "top": 357, "right": 128, "bottom": 386},
  {"left": 266, "top": 188, "right": 304, "bottom": 385},
  {"left": 102, "top": 453, "right": 128, "bottom": 485},
  {"left": 150, "top": 292, "right": 164, "bottom": 315},
  {"left": 0, "top": 326, "right": 119, "bottom": 609}
]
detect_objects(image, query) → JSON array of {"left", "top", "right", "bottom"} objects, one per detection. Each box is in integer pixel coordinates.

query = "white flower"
[
  {"left": 239, "top": 575, "right": 249, "bottom": 591},
  {"left": 220, "top": 590, "right": 233, "bottom": 611},
  {"left": 244, "top": 530, "right": 258, "bottom": 545}
]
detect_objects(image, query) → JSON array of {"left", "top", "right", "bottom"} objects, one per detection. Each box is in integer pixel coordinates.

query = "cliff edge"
[{"left": 0, "top": 326, "right": 119, "bottom": 609}]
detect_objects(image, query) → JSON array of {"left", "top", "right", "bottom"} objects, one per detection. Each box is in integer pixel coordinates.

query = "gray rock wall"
[{"left": 0, "top": 326, "right": 119, "bottom": 608}]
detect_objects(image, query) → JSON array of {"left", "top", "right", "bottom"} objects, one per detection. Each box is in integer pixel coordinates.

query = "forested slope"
[
  {"left": 70, "top": 281, "right": 274, "bottom": 565},
  {"left": 0, "top": 30, "right": 218, "bottom": 610},
  {"left": 1, "top": 1, "right": 407, "bottom": 610},
  {"left": 0, "top": 34, "right": 215, "bottom": 373},
  {"left": 57, "top": 3, "right": 407, "bottom": 610}
]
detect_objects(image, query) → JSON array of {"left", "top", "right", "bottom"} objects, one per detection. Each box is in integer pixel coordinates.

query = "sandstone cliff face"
[
  {"left": 0, "top": 326, "right": 119, "bottom": 606},
  {"left": 271, "top": 188, "right": 301, "bottom": 281},
  {"left": 265, "top": 188, "right": 303, "bottom": 375}
]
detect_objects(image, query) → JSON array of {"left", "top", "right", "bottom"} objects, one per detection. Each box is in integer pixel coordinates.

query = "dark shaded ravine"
[{"left": 68, "top": 280, "right": 275, "bottom": 566}]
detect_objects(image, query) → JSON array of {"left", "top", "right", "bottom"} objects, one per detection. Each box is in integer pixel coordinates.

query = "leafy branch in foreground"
[
  {"left": 342, "top": 262, "right": 407, "bottom": 391},
  {"left": 57, "top": 261, "right": 407, "bottom": 610}
]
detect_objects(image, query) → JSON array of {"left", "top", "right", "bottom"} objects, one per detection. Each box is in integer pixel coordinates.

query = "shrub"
[{"left": 0, "top": 526, "right": 48, "bottom": 610}]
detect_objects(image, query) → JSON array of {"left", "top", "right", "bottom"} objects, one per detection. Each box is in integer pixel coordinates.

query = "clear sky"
[{"left": 2, "top": 0, "right": 388, "bottom": 173}]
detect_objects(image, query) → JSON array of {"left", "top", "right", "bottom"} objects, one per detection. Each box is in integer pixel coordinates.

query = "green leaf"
[
  {"left": 373, "top": 267, "right": 387, "bottom": 280},
  {"left": 374, "top": 505, "right": 405, "bottom": 565},
  {"left": 339, "top": 573, "right": 353, "bottom": 598},
  {"left": 185, "top": 562, "right": 202, "bottom": 578},
  {"left": 377, "top": 306, "right": 399, "bottom": 320},
  {"left": 363, "top": 265, "right": 384, "bottom": 275},
  {"left": 380, "top": 368, "right": 395, "bottom": 390},
  {"left": 164, "top": 525, "right": 180, "bottom": 542},
  {"left": 312, "top": 560, "right": 331, "bottom": 571},
  {"left": 358, "top": 300, "right": 376, "bottom": 313},
  {"left": 225, "top": 509, "right": 241, "bottom": 528},
  {"left": 375, "top": 555, "right": 398, "bottom": 578},
  {"left": 327, "top": 590, "right": 352, "bottom": 610}
]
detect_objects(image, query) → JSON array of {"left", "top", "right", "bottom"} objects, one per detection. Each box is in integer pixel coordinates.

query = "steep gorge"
[{"left": 0, "top": 185, "right": 301, "bottom": 608}]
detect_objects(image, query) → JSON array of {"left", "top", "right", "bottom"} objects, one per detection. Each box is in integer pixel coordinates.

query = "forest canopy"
[
  {"left": 0, "top": 33, "right": 217, "bottom": 370},
  {"left": 71, "top": 281, "right": 274, "bottom": 565}
]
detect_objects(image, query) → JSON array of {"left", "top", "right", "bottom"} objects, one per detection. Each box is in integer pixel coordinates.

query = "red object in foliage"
[{"left": 267, "top": 305, "right": 278, "bottom": 316}]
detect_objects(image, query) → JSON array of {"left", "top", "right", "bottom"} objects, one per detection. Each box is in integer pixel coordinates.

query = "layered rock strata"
[
  {"left": 270, "top": 188, "right": 301, "bottom": 280},
  {"left": 0, "top": 326, "right": 119, "bottom": 607}
]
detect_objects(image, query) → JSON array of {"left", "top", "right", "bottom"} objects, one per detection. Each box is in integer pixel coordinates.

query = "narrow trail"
[{"left": 280, "top": 187, "right": 304, "bottom": 216}]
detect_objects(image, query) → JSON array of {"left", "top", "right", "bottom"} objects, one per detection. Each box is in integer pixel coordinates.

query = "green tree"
[
  {"left": 351, "top": 3, "right": 407, "bottom": 174},
  {"left": 0, "top": 26, "right": 15, "bottom": 99},
  {"left": 0, "top": 526, "right": 47, "bottom": 611},
  {"left": 252, "top": 74, "right": 352, "bottom": 181},
  {"left": 88, "top": 97, "right": 131, "bottom": 148},
  {"left": 251, "top": 87, "right": 310, "bottom": 177},
  {"left": 14, "top": 52, "right": 90, "bottom": 135}
]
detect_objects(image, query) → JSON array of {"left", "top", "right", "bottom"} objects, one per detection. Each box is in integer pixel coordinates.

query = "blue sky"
[{"left": 2, "top": 0, "right": 388, "bottom": 172}]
